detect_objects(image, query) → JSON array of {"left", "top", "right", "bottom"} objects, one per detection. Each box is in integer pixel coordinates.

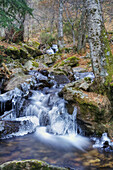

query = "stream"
[{"left": 0, "top": 71, "right": 113, "bottom": 169}]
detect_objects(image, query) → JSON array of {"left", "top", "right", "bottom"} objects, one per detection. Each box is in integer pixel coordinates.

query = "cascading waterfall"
[
  {"left": 0, "top": 71, "right": 113, "bottom": 169},
  {"left": 0, "top": 71, "right": 90, "bottom": 150}
]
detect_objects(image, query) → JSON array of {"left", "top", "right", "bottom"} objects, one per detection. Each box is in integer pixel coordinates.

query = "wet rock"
[
  {"left": 0, "top": 120, "right": 21, "bottom": 138},
  {"left": 0, "top": 160, "right": 67, "bottom": 170},
  {"left": 50, "top": 65, "right": 75, "bottom": 82},
  {"left": 4, "top": 75, "right": 32, "bottom": 91},
  {"left": 60, "top": 78, "right": 92, "bottom": 91},
  {"left": 0, "top": 89, "right": 16, "bottom": 102},
  {"left": 103, "top": 141, "right": 109, "bottom": 148},
  {"left": 39, "top": 70, "right": 49, "bottom": 77},
  {"left": 0, "top": 88, "right": 23, "bottom": 116},
  {"left": 0, "top": 117, "right": 38, "bottom": 139},
  {"left": 54, "top": 74, "right": 70, "bottom": 84}
]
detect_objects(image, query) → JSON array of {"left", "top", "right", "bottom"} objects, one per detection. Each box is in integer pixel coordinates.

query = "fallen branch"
[{"left": 2, "top": 62, "right": 11, "bottom": 76}]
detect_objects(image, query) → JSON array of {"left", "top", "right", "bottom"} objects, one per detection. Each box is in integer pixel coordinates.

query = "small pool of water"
[{"left": 0, "top": 132, "right": 113, "bottom": 169}]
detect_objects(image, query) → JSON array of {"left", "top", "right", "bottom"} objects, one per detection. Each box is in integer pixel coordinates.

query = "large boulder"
[
  {"left": 51, "top": 65, "right": 75, "bottom": 82},
  {"left": 60, "top": 82, "right": 112, "bottom": 136},
  {"left": 24, "top": 60, "right": 48, "bottom": 71},
  {"left": 36, "top": 54, "right": 61, "bottom": 66},
  {"left": 20, "top": 47, "right": 31, "bottom": 59},
  {"left": 27, "top": 40, "right": 40, "bottom": 49},
  {"left": 4, "top": 74, "right": 32, "bottom": 91},
  {"left": 22, "top": 43, "right": 42, "bottom": 57},
  {"left": 5, "top": 46, "right": 20, "bottom": 59},
  {"left": 5, "top": 41, "right": 42, "bottom": 60},
  {"left": 0, "top": 160, "right": 67, "bottom": 170},
  {"left": 49, "top": 56, "right": 79, "bottom": 81}
]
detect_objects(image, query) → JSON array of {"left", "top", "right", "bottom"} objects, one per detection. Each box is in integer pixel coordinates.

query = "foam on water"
[{"left": 35, "top": 127, "right": 90, "bottom": 151}]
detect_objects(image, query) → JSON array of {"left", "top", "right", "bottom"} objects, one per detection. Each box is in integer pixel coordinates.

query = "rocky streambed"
[{"left": 0, "top": 41, "right": 113, "bottom": 169}]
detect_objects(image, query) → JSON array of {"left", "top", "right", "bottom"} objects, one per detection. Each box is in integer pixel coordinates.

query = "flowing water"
[{"left": 0, "top": 71, "right": 113, "bottom": 169}]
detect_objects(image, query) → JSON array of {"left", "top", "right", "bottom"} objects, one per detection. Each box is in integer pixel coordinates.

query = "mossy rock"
[
  {"left": 61, "top": 84, "right": 112, "bottom": 136},
  {"left": 27, "top": 40, "right": 40, "bottom": 49},
  {"left": 5, "top": 46, "right": 20, "bottom": 59},
  {"left": 0, "top": 160, "right": 67, "bottom": 170},
  {"left": 22, "top": 44, "right": 36, "bottom": 55},
  {"left": 22, "top": 44, "right": 43, "bottom": 57},
  {"left": 60, "top": 56, "right": 79, "bottom": 67},
  {"left": 35, "top": 54, "right": 61, "bottom": 66},
  {"left": 20, "top": 47, "right": 31, "bottom": 59}
]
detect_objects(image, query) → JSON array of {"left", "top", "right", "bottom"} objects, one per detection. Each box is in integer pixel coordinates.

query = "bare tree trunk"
[
  {"left": 58, "top": 0, "right": 64, "bottom": 48},
  {"left": 77, "top": 7, "right": 86, "bottom": 54},
  {"left": 72, "top": 24, "right": 76, "bottom": 46},
  {"left": 50, "top": 15, "right": 55, "bottom": 33},
  {"left": 85, "top": 0, "right": 113, "bottom": 87},
  {"left": 64, "top": 3, "right": 76, "bottom": 46}
]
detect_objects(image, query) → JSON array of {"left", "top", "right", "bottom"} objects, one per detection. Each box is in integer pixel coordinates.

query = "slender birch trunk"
[{"left": 58, "top": 0, "right": 64, "bottom": 48}]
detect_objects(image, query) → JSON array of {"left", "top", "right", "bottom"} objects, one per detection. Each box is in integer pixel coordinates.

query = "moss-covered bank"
[{"left": 0, "top": 160, "right": 67, "bottom": 170}]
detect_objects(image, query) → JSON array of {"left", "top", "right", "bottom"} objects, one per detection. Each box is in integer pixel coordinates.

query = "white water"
[
  {"left": 35, "top": 127, "right": 90, "bottom": 151},
  {"left": 0, "top": 73, "right": 90, "bottom": 150},
  {"left": 92, "top": 133, "right": 113, "bottom": 150},
  {"left": 25, "top": 90, "right": 90, "bottom": 150}
]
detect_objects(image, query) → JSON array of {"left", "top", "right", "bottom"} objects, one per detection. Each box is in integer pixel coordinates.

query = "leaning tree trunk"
[
  {"left": 58, "top": 0, "right": 64, "bottom": 48},
  {"left": 77, "top": 7, "right": 86, "bottom": 54},
  {"left": 85, "top": 0, "right": 113, "bottom": 89}
]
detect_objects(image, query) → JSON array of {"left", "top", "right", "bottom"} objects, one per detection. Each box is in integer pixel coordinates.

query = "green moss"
[
  {"left": 84, "top": 77, "right": 91, "bottom": 83},
  {"left": 60, "top": 61, "right": 65, "bottom": 66},
  {"left": 60, "top": 56, "right": 79, "bottom": 67},
  {"left": 6, "top": 46, "right": 20, "bottom": 58},
  {"left": 85, "top": 34, "right": 88, "bottom": 39},
  {"left": 53, "top": 63, "right": 59, "bottom": 68},
  {"left": 74, "top": 95, "right": 105, "bottom": 122},
  {"left": 43, "top": 63, "right": 48, "bottom": 67},
  {"left": 32, "top": 61, "right": 39, "bottom": 67},
  {"left": 54, "top": 53, "right": 62, "bottom": 57},
  {"left": 54, "top": 68, "right": 67, "bottom": 76},
  {"left": 101, "top": 27, "right": 113, "bottom": 86},
  {"left": 0, "top": 160, "right": 67, "bottom": 170},
  {"left": 65, "top": 55, "right": 79, "bottom": 61},
  {"left": 27, "top": 41, "right": 40, "bottom": 48}
]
